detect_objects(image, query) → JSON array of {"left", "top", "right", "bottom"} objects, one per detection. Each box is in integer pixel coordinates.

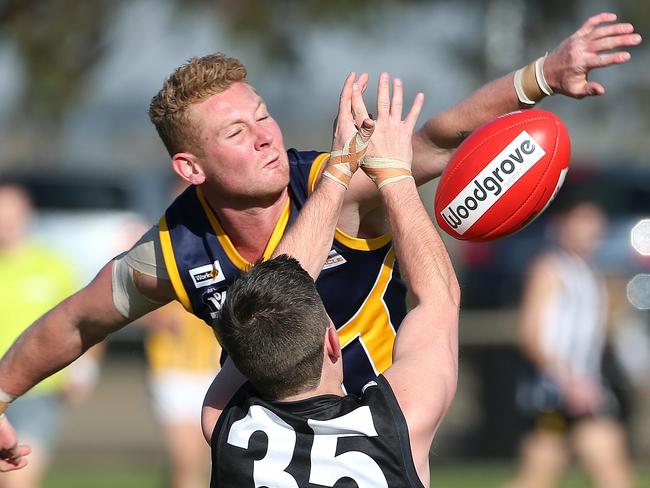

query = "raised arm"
[
  {"left": 357, "top": 75, "right": 460, "bottom": 483},
  {"left": 336, "top": 13, "right": 641, "bottom": 239},
  {"left": 202, "top": 72, "right": 374, "bottom": 439},
  {"left": 411, "top": 12, "right": 641, "bottom": 181},
  {"left": 272, "top": 72, "right": 373, "bottom": 278}
]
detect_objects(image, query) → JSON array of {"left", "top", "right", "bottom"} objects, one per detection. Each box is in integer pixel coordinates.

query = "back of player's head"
[
  {"left": 547, "top": 192, "right": 606, "bottom": 255},
  {"left": 148, "top": 52, "right": 247, "bottom": 157},
  {"left": 215, "top": 255, "right": 330, "bottom": 400}
]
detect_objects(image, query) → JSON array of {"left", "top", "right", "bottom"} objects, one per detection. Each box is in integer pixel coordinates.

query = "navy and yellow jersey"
[
  {"left": 210, "top": 376, "right": 424, "bottom": 488},
  {"left": 159, "top": 149, "right": 407, "bottom": 394}
]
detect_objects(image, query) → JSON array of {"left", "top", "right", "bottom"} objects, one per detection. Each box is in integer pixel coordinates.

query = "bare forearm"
[
  {"left": 413, "top": 11, "right": 643, "bottom": 181},
  {"left": 0, "top": 300, "right": 115, "bottom": 397},
  {"left": 272, "top": 177, "right": 346, "bottom": 279},
  {"left": 412, "top": 74, "right": 520, "bottom": 182},
  {"left": 427, "top": 74, "right": 518, "bottom": 149},
  {"left": 380, "top": 179, "right": 460, "bottom": 441},
  {"left": 380, "top": 179, "right": 459, "bottom": 307},
  {"left": 0, "top": 306, "right": 85, "bottom": 396}
]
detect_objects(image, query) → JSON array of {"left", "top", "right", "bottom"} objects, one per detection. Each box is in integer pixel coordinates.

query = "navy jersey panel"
[
  {"left": 162, "top": 186, "right": 242, "bottom": 321},
  {"left": 160, "top": 149, "right": 408, "bottom": 394},
  {"left": 210, "top": 375, "right": 425, "bottom": 488},
  {"left": 287, "top": 148, "right": 321, "bottom": 203}
]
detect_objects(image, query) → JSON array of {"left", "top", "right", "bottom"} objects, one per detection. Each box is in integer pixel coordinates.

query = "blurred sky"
[{"left": 0, "top": 0, "right": 648, "bottom": 172}]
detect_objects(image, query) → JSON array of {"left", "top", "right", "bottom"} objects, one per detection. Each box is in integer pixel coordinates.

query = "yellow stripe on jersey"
[
  {"left": 334, "top": 227, "right": 392, "bottom": 251},
  {"left": 159, "top": 215, "right": 193, "bottom": 313},
  {"left": 308, "top": 153, "right": 331, "bottom": 194},
  {"left": 262, "top": 198, "right": 291, "bottom": 261},
  {"left": 309, "top": 152, "right": 392, "bottom": 251},
  {"left": 196, "top": 187, "right": 291, "bottom": 270},
  {"left": 336, "top": 248, "right": 397, "bottom": 374}
]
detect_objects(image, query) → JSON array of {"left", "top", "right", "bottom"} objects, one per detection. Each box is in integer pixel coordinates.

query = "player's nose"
[{"left": 253, "top": 124, "right": 273, "bottom": 150}]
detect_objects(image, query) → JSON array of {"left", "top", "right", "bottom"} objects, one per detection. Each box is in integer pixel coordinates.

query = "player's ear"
[
  {"left": 324, "top": 325, "right": 341, "bottom": 362},
  {"left": 172, "top": 152, "right": 206, "bottom": 185}
]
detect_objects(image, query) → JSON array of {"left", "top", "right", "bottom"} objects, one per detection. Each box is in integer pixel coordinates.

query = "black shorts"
[{"left": 515, "top": 368, "right": 621, "bottom": 433}]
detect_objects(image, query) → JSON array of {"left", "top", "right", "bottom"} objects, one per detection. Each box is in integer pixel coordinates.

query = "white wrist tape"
[
  {"left": 513, "top": 68, "right": 537, "bottom": 106},
  {"left": 534, "top": 54, "right": 554, "bottom": 96},
  {"left": 514, "top": 53, "right": 555, "bottom": 106}
]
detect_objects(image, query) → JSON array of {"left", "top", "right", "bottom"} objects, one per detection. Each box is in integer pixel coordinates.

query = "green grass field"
[{"left": 44, "top": 463, "right": 650, "bottom": 487}]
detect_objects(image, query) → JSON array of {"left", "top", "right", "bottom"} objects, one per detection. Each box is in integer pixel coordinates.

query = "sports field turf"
[{"left": 44, "top": 462, "right": 650, "bottom": 487}]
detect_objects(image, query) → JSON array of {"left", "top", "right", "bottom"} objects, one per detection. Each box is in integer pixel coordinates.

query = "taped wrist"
[
  {"left": 514, "top": 54, "right": 553, "bottom": 105},
  {"left": 534, "top": 54, "right": 554, "bottom": 96},
  {"left": 323, "top": 131, "right": 369, "bottom": 189},
  {"left": 0, "top": 387, "right": 15, "bottom": 415},
  {"left": 362, "top": 157, "right": 413, "bottom": 189}
]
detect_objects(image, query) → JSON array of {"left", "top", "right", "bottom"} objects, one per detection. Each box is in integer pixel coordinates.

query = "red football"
[{"left": 434, "top": 109, "right": 570, "bottom": 241}]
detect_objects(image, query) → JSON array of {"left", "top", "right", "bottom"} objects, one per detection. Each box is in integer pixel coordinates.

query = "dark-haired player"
[{"left": 202, "top": 75, "right": 459, "bottom": 487}]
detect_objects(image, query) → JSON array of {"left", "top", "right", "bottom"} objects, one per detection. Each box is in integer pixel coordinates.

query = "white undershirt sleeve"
[{"left": 111, "top": 225, "right": 172, "bottom": 320}]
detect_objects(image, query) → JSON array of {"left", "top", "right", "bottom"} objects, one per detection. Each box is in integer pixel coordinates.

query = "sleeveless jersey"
[
  {"left": 516, "top": 248, "right": 612, "bottom": 420},
  {"left": 539, "top": 249, "right": 607, "bottom": 379},
  {"left": 158, "top": 149, "right": 407, "bottom": 394},
  {"left": 210, "top": 375, "right": 424, "bottom": 488}
]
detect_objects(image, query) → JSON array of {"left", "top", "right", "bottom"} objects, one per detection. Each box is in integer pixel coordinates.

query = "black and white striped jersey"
[{"left": 539, "top": 249, "right": 607, "bottom": 379}]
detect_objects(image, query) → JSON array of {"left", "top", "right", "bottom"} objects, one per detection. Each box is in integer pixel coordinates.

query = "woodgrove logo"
[{"left": 439, "top": 130, "right": 546, "bottom": 235}]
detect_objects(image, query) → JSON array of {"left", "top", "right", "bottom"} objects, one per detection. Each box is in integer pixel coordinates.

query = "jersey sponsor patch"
[
  {"left": 322, "top": 249, "right": 347, "bottom": 270},
  {"left": 202, "top": 286, "right": 228, "bottom": 319},
  {"left": 189, "top": 260, "right": 226, "bottom": 288}
]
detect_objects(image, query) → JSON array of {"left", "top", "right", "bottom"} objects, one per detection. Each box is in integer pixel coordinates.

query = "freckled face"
[{"left": 189, "top": 82, "right": 289, "bottom": 201}]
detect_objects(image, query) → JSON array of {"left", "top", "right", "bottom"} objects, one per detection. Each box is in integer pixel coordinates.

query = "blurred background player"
[
  {"left": 0, "top": 183, "right": 101, "bottom": 488},
  {"left": 506, "top": 198, "right": 634, "bottom": 488}
]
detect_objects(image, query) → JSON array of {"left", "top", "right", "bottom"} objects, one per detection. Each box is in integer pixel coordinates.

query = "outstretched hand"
[
  {"left": 360, "top": 73, "right": 424, "bottom": 189},
  {"left": 0, "top": 414, "right": 30, "bottom": 472},
  {"left": 364, "top": 73, "right": 424, "bottom": 162},
  {"left": 331, "top": 72, "right": 374, "bottom": 153},
  {"left": 544, "top": 12, "right": 642, "bottom": 98},
  {"left": 324, "top": 72, "right": 375, "bottom": 189}
]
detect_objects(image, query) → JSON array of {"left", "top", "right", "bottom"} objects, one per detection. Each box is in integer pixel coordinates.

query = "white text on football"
[{"left": 440, "top": 130, "right": 546, "bottom": 235}]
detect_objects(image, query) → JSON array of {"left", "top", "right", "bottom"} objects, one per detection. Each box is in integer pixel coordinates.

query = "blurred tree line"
[{"left": 1, "top": 0, "right": 648, "bottom": 131}]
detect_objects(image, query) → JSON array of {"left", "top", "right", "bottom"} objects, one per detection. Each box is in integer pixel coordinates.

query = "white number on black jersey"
[{"left": 227, "top": 404, "right": 388, "bottom": 487}]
